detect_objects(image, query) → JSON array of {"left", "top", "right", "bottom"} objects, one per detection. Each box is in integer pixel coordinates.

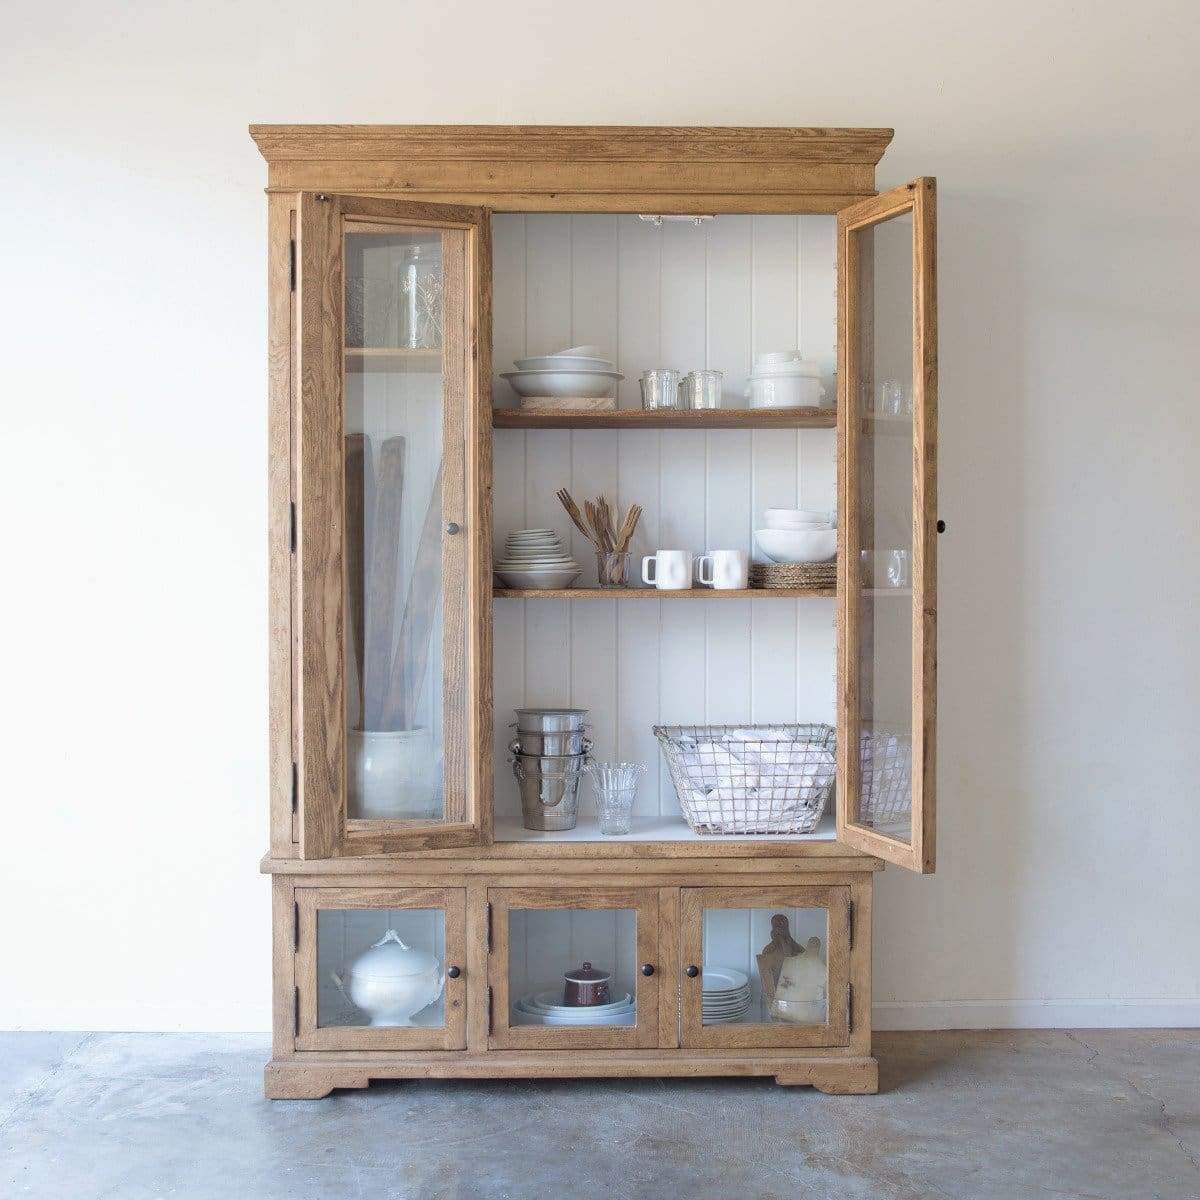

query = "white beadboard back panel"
[{"left": 492, "top": 213, "right": 837, "bottom": 821}]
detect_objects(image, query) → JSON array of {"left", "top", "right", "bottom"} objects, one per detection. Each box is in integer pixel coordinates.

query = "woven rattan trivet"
[{"left": 749, "top": 561, "right": 836, "bottom": 589}]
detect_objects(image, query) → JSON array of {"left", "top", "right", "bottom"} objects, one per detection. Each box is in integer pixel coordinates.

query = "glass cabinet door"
[
  {"left": 836, "top": 179, "right": 938, "bottom": 873},
  {"left": 487, "top": 888, "right": 661, "bottom": 1049},
  {"left": 679, "top": 887, "right": 850, "bottom": 1049},
  {"left": 293, "top": 193, "right": 492, "bottom": 857},
  {"left": 294, "top": 887, "right": 466, "bottom": 1051}
]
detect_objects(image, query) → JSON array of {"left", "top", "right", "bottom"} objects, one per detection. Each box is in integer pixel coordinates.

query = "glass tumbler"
[
  {"left": 596, "top": 552, "right": 631, "bottom": 588},
  {"left": 680, "top": 369, "right": 724, "bottom": 409},
  {"left": 586, "top": 762, "right": 647, "bottom": 835},
  {"left": 640, "top": 369, "right": 681, "bottom": 410}
]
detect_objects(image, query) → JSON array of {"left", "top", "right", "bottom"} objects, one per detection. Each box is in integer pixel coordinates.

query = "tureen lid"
[
  {"left": 350, "top": 930, "right": 439, "bottom": 980},
  {"left": 750, "top": 352, "right": 822, "bottom": 379},
  {"left": 564, "top": 960, "right": 610, "bottom": 983}
]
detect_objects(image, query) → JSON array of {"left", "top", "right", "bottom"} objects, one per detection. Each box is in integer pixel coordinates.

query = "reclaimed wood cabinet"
[{"left": 254, "top": 124, "right": 938, "bottom": 1099}]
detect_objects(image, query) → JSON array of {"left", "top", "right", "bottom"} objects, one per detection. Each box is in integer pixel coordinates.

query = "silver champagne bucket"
[{"left": 511, "top": 751, "right": 589, "bottom": 830}]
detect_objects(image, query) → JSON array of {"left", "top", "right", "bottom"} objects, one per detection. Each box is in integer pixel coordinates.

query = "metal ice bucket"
[{"left": 511, "top": 751, "right": 589, "bottom": 831}]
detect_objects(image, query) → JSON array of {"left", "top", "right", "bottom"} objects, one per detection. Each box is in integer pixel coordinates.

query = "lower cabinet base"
[{"left": 264, "top": 1052, "right": 879, "bottom": 1099}]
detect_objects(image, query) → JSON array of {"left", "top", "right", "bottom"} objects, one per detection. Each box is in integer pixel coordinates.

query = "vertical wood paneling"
[{"left": 491, "top": 214, "right": 837, "bottom": 820}]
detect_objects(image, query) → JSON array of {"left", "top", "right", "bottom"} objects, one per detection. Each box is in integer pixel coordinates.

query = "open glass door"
[
  {"left": 294, "top": 193, "right": 492, "bottom": 856},
  {"left": 835, "top": 179, "right": 937, "bottom": 872}
]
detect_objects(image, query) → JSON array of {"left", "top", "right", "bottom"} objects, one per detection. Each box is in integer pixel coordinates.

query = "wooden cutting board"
[{"left": 517, "top": 396, "right": 617, "bottom": 413}]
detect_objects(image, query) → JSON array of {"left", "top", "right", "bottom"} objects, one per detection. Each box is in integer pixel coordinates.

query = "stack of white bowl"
[
  {"left": 754, "top": 508, "right": 837, "bottom": 564},
  {"left": 512, "top": 990, "right": 635, "bottom": 1027},
  {"left": 494, "top": 529, "right": 581, "bottom": 589},
  {"left": 500, "top": 344, "right": 624, "bottom": 403},
  {"left": 702, "top": 967, "right": 753, "bottom": 1023}
]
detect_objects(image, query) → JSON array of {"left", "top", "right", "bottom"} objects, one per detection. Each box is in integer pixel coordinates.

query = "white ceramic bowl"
[
  {"left": 763, "top": 508, "right": 832, "bottom": 529},
  {"left": 514, "top": 355, "right": 613, "bottom": 372},
  {"left": 501, "top": 369, "right": 624, "bottom": 399},
  {"left": 496, "top": 566, "right": 581, "bottom": 589},
  {"left": 754, "top": 527, "right": 837, "bottom": 564}
]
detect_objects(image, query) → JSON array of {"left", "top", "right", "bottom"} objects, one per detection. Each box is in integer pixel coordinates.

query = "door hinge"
[
  {"left": 290, "top": 761, "right": 298, "bottom": 813},
  {"left": 486, "top": 985, "right": 493, "bottom": 1036},
  {"left": 294, "top": 986, "right": 300, "bottom": 1033},
  {"left": 847, "top": 984, "right": 853, "bottom": 1032},
  {"left": 293, "top": 901, "right": 300, "bottom": 951},
  {"left": 485, "top": 902, "right": 493, "bottom": 953},
  {"left": 848, "top": 900, "right": 854, "bottom": 951},
  {"left": 289, "top": 502, "right": 297, "bottom": 553},
  {"left": 288, "top": 239, "right": 296, "bottom": 292}
]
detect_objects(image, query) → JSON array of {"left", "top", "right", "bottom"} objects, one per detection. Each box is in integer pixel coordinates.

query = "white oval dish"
[
  {"left": 501, "top": 369, "right": 624, "bottom": 399},
  {"left": 514, "top": 355, "right": 613, "bottom": 372}
]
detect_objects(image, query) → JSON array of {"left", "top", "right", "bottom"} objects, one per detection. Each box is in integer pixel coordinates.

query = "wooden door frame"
[
  {"left": 293, "top": 192, "right": 493, "bottom": 858},
  {"left": 486, "top": 887, "right": 662, "bottom": 1050},
  {"left": 295, "top": 886, "right": 466, "bottom": 1051},
  {"left": 679, "top": 885, "right": 851, "bottom": 1049},
  {"left": 835, "top": 178, "right": 938, "bottom": 873}
]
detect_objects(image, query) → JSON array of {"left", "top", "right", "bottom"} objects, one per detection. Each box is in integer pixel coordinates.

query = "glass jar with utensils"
[
  {"left": 585, "top": 761, "right": 647, "bottom": 835},
  {"left": 639, "top": 368, "right": 681, "bottom": 410},
  {"left": 596, "top": 551, "right": 631, "bottom": 588},
  {"left": 679, "top": 369, "right": 724, "bottom": 409}
]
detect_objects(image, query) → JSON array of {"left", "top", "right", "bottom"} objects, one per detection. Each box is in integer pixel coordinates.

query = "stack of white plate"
[
  {"left": 500, "top": 344, "right": 624, "bottom": 401},
  {"left": 495, "top": 529, "right": 581, "bottom": 589},
  {"left": 513, "top": 991, "right": 636, "bottom": 1026},
  {"left": 701, "top": 967, "right": 753, "bottom": 1024}
]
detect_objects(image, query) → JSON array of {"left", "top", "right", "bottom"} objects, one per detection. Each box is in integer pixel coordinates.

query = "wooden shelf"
[
  {"left": 493, "top": 407, "right": 836, "bottom": 430},
  {"left": 495, "top": 586, "right": 835, "bottom": 599},
  {"left": 345, "top": 347, "right": 441, "bottom": 372},
  {"left": 494, "top": 810, "right": 838, "bottom": 844}
]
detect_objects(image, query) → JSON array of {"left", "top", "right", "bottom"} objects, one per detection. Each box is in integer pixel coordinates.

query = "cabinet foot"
[
  {"left": 264, "top": 1062, "right": 371, "bottom": 1100},
  {"left": 776, "top": 1058, "right": 878, "bottom": 1095}
]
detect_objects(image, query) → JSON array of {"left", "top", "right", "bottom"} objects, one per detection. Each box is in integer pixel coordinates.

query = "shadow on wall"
[{"left": 875, "top": 182, "right": 1036, "bottom": 1021}]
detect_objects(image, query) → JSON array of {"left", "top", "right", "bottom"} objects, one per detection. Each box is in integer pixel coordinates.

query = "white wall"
[{"left": 2, "top": 0, "right": 1197, "bottom": 1031}]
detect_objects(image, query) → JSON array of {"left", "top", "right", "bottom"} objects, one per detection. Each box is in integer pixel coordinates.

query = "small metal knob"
[
  {"left": 641, "top": 963, "right": 655, "bottom": 977},
  {"left": 936, "top": 519, "right": 946, "bottom": 533},
  {"left": 446, "top": 521, "right": 462, "bottom": 535},
  {"left": 685, "top": 965, "right": 700, "bottom": 978},
  {"left": 447, "top": 965, "right": 461, "bottom": 979}
]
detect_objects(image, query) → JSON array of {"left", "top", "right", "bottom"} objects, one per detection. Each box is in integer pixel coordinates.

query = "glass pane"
[
  {"left": 854, "top": 213, "right": 915, "bottom": 842},
  {"left": 507, "top": 908, "right": 637, "bottom": 1028},
  {"left": 317, "top": 907, "right": 446, "bottom": 1029},
  {"left": 342, "top": 226, "right": 465, "bottom": 821},
  {"left": 701, "top": 906, "right": 828, "bottom": 1026}
]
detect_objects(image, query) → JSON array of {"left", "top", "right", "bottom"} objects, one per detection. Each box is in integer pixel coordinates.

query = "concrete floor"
[{"left": 1, "top": 1031, "right": 1197, "bottom": 1200}]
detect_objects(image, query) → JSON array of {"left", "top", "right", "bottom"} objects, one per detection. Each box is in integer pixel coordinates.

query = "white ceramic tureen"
[{"left": 333, "top": 930, "right": 444, "bottom": 1026}]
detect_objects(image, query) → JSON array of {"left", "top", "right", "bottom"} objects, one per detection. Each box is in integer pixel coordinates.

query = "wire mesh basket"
[
  {"left": 654, "top": 724, "right": 836, "bottom": 835},
  {"left": 858, "top": 728, "right": 913, "bottom": 828}
]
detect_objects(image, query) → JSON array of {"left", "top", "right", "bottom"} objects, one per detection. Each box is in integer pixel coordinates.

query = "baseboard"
[{"left": 873, "top": 999, "right": 1200, "bottom": 1030}]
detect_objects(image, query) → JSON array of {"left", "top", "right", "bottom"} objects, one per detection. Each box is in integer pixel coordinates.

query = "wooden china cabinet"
[{"left": 253, "top": 124, "right": 938, "bottom": 1099}]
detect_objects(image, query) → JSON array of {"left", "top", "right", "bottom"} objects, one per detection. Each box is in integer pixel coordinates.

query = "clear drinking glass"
[
  {"left": 587, "top": 762, "right": 647, "bottom": 834},
  {"left": 596, "top": 552, "right": 630, "bottom": 588},
  {"left": 640, "top": 369, "right": 681, "bottom": 410},
  {"left": 680, "top": 369, "right": 724, "bottom": 409}
]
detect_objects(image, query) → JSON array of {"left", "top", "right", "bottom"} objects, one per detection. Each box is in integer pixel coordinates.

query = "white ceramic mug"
[
  {"left": 642, "top": 550, "right": 692, "bottom": 590},
  {"left": 694, "top": 550, "right": 750, "bottom": 590}
]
